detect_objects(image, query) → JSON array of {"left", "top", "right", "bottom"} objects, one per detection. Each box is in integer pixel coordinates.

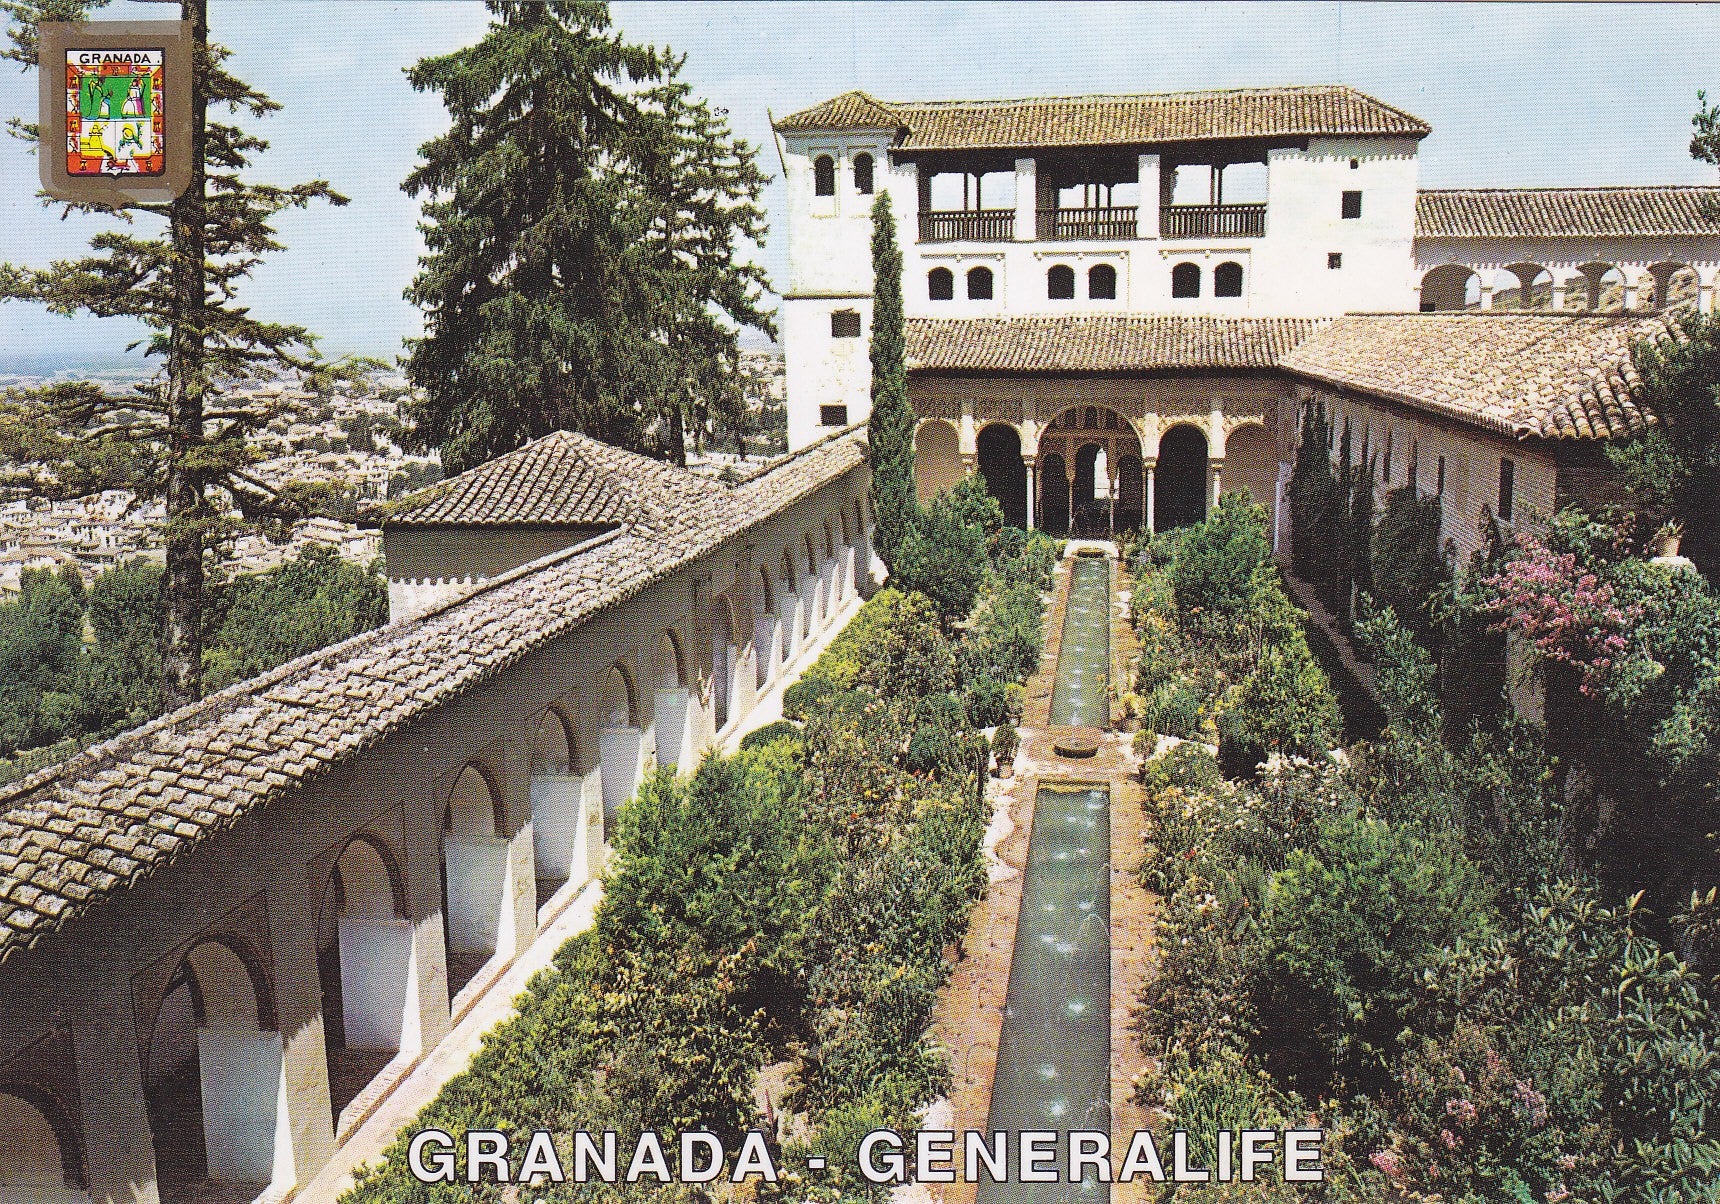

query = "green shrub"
[
  {"left": 990, "top": 722, "right": 1018, "bottom": 771},
  {"left": 782, "top": 674, "right": 835, "bottom": 721},
  {"left": 893, "top": 485, "right": 991, "bottom": 622},
  {"left": 1169, "top": 492, "right": 1273, "bottom": 627},
  {"left": 739, "top": 719, "right": 802, "bottom": 751},
  {"left": 962, "top": 672, "right": 1009, "bottom": 727},
  {"left": 1370, "top": 486, "right": 1450, "bottom": 642},
  {"left": 1257, "top": 811, "right": 1496, "bottom": 1095},
  {"left": 1214, "top": 636, "right": 1340, "bottom": 777},
  {"left": 1138, "top": 679, "right": 1204, "bottom": 741},
  {"left": 1391, "top": 881, "right": 1720, "bottom": 1201}
]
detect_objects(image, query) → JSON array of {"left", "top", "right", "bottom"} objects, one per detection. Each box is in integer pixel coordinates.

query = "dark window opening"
[
  {"left": 967, "top": 266, "right": 994, "bottom": 300},
  {"left": 1407, "top": 441, "right": 1419, "bottom": 492},
  {"left": 1382, "top": 432, "right": 1393, "bottom": 482},
  {"left": 928, "top": 267, "right": 954, "bottom": 301},
  {"left": 830, "top": 310, "right": 861, "bottom": 338},
  {"left": 1171, "top": 262, "right": 1201, "bottom": 298},
  {"left": 1047, "top": 264, "right": 1076, "bottom": 299},
  {"left": 820, "top": 404, "right": 848, "bottom": 427},
  {"left": 1213, "top": 261, "right": 1243, "bottom": 298},
  {"left": 1498, "top": 458, "right": 1515, "bottom": 522},
  {"left": 813, "top": 155, "right": 835, "bottom": 197},
  {"left": 1088, "top": 263, "right": 1117, "bottom": 300},
  {"left": 1328, "top": 252, "right": 1343, "bottom": 270},
  {"left": 1341, "top": 190, "right": 1362, "bottom": 219},
  {"left": 1349, "top": 158, "right": 1360, "bottom": 170},
  {"left": 853, "top": 153, "right": 874, "bottom": 195},
  {"left": 1436, "top": 455, "right": 1446, "bottom": 496}
]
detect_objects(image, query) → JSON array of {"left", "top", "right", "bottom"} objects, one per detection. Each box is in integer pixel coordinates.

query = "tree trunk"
[{"left": 160, "top": 0, "right": 209, "bottom": 710}]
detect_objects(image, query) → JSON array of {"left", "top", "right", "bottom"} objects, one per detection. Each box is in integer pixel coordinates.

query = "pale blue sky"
[{"left": 1, "top": 0, "right": 1717, "bottom": 368}]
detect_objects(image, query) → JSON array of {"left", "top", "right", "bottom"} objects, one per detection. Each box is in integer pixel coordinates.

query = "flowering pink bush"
[{"left": 1481, "top": 533, "right": 1643, "bottom": 696}]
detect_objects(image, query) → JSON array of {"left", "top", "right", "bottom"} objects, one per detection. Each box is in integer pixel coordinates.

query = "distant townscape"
[{"left": 0, "top": 351, "right": 786, "bottom": 594}]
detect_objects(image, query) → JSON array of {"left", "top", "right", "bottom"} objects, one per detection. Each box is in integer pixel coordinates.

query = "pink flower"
[
  {"left": 1440, "top": 1128, "right": 1459, "bottom": 1150},
  {"left": 1369, "top": 1150, "right": 1404, "bottom": 1183}
]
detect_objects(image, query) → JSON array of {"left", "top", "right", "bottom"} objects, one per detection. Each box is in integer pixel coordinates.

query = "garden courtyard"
[{"left": 331, "top": 467, "right": 1720, "bottom": 1204}]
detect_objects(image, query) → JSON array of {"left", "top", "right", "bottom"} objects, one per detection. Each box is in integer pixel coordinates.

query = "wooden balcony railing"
[
  {"left": 1036, "top": 206, "right": 1139, "bottom": 240},
  {"left": 1160, "top": 203, "right": 1267, "bottom": 239},
  {"left": 917, "top": 209, "right": 1015, "bottom": 242}
]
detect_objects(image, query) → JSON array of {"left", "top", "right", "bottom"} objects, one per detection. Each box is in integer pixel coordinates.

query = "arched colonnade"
[
  {"left": 1419, "top": 259, "right": 1717, "bottom": 313},
  {"left": 20, "top": 491, "right": 874, "bottom": 1204},
  {"left": 914, "top": 405, "right": 1275, "bottom": 536}
]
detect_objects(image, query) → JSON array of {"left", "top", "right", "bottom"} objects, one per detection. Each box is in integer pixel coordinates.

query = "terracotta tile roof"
[
  {"left": 1282, "top": 312, "right": 1678, "bottom": 440},
  {"left": 906, "top": 314, "right": 1322, "bottom": 373},
  {"left": 0, "top": 431, "right": 869, "bottom": 962},
  {"left": 1417, "top": 187, "right": 1720, "bottom": 239},
  {"left": 378, "top": 430, "right": 727, "bottom": 529},
  {"left": 775, "top": 85, "right": 1430, "bottom": 150},
  {"left": 772, "top": 90, "right": 905, "bottom": 133}
]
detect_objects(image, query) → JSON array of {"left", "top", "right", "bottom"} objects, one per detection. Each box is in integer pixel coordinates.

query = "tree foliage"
[
  {"left": 0, "top": 550, "right": 386, "bottom": 764},
  {"left": 866, "top": 192, "right": 915, "bottom": 577},
  {"left": 1611, "top": 311, "right": 1720, "bottom": 575},
  {"left": 401, "top": 0, "right": 773, "bottom": 472},
  {"left": 0, "top": 0, "right": 360, "bottom": 706}
]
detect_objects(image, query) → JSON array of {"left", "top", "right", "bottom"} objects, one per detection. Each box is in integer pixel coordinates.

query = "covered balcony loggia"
[
  {"left": 1160, "top": 156, "right": 1268, "bottom": 239},
  {"left": 911, "top": 148, "right": 1270, "bottom": 245}
]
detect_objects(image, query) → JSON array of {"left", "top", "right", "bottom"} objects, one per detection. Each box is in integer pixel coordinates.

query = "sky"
[{"left": 1, "top": 0, "right": 1717, "bottom": 369}]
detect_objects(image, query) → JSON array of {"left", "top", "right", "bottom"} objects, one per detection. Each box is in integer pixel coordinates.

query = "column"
[
  {"left": 498, "top": 752, "right": 539, "bottom": 963},
  {"left": 402, "top": 792, "right": 453, "bottom": 1053},
  {"left": 1136, "top": 153, "right": 1161, "bottom": 240},
  {"left": 1024, "top": 457, "right": 1036, "bottom": 530},
  {"left": 1014, "top": 156, "right": 1036, "bottom": 241},
  {"left": 1478, "top": 281, "right": 1495, "bottom": 310},
  {"left": 1065, "top": 462, "right": 1077, "bottom": 535},
  {"left": 1550, "top": 277, "right": 1569, "bottom": 311},
  {"left": 1144, "top": 458, "right": 1156, "bottom": 534},
  {"left": 1209, "top": 459, "right": 1225, "bottom": 511},
  {"left": 959, "top": 400, "right": 977, "bottom": 476},
  {"left": 259, "top": 862, "right": 337, "bottom": 1192},
  {"left": 1622, "top": 274, "right": 1640, "bottom": 310},
  {"left": 599, "top": 725, "right": 647, "bottom": 834},
  {"left": 69, "top": 969, "right": 161, "bottom": 1204}
]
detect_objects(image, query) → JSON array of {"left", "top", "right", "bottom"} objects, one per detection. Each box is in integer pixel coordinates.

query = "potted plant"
[{"left": 1652, "top": 520, "right": 1684, "bottom": 559}]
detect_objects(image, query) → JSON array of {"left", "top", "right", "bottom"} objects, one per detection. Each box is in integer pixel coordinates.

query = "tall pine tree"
[
  {"left": 401, "top": 1, "right": 773, "bottom": 473},
  {"left": 0, "top": 0, "right": 358, "bottom": 708},
  {"left": 866, "top": 191, "right": 915, "bottom": 577}
]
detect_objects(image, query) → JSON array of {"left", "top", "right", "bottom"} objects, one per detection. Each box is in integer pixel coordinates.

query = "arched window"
[
  {"left": 1171, "top": 262, "right": 1201, "bottom": 298},
  {"left": 928, "top": 267, "right": 954, "bottom": 301},
  {"left": 853, "top": 152, "right": 874, "bottom": 195},
  {"left": 1047, "top": 264, "right": 1075, "bottom": 300},
  {"left": 967, "top": 266, "right": 994, "bottom": 300},
  {"left": 1088, "top": 263, "right": 1117, "bottom": 300},
  {"left": 813, "top": 154, "right": 835, "bottom": 197},
  {"left": 1213, "top": 261, "right": 1243, "bottom": 298}
]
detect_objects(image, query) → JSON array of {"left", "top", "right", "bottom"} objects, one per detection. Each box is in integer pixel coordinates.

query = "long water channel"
[{"left": 976, "top": 553, "right": 1113, "bottom": 1204}]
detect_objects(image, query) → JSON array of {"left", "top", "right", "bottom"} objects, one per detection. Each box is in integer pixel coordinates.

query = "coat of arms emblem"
[{"left": 65, "top": 47, "right": 165, "bottom": 176}]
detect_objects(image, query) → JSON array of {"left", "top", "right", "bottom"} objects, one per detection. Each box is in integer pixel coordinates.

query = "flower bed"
[{"left": 1128, "top": 504, "right": 1720, "bottom": 1201}]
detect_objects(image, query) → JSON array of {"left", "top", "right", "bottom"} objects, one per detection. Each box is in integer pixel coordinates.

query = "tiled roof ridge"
[
  {"left": 895, "top": 82, "right": 1380, "bottom": 109},
  {"left": 1421, "top": 183, "right": 1720, "bottom": 195},
  {"left": 730, "top": 420, "right": 870, "bottom": 486},
  {"left": 0, "top": 429, "right": 870, "bottom": 959}
]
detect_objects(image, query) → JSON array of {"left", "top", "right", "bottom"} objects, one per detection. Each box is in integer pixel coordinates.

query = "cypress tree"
[
  {"left": 0, "top": 0, "right": 358, "bottom": 708},
  {"left": 1288, "top": 400, "right": 1334, "bottom": 583},
  {"left": 402, "top": 1, "right": 773, "bottom": 473},
  {"left": 866, "top": 191, "right": 915, "bottom": 576}
]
